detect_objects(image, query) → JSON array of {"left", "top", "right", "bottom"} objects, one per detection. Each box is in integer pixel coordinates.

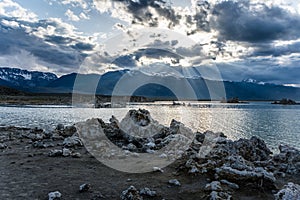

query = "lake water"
[{"left": 0, "top": 102, "right": 299, "bottom": 152}]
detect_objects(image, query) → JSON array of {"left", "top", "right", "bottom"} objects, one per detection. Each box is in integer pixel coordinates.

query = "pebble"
[
  {"left": 168, "top": 179, "right": 181, "bottom": 186},
  {"left": 48, "top": 191, "right": 62, "bottom": 200}
]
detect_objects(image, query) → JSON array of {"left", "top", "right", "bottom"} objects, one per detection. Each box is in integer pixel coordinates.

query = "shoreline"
[{"left": 1, "top": 109, "right": 300, "bottom": 199}]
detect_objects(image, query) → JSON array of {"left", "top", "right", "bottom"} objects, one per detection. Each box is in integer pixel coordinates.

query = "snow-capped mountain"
[
  {"left": 0, "top": 67, "right": 57, "bottom": 90},
  {"left": 242, "top": 78, "right": 266, "bottom": 85}
]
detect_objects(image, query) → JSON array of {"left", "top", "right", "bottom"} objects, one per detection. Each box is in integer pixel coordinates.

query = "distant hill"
[
  {"left": 0, "top": 86, "right": 27, "bottom": 96},
  {"left": 0, "top": 67, "right": 300, "bottom": 101}
]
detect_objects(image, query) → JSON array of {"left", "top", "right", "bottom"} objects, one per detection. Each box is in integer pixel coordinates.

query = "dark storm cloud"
[
  {"left": 251, "top": 42, "right": 300, "bottom": 57},
  {"left": 212, "top": 0, "right": 300, "bottom": 42},
  {"left": 0, "top": 17, "right": 94, "bottom": 71},
  {"left": 45, "top": 35, "right": 73, "bottom": 44},
  {"left": 112, "top": 0, "right": 180, "bottom": 27},
  {"left": 105, "top": 0, "right": 211, "bottom": 33},
  {"left": 111, "top": 48, "right": 183, "bottom": 67}
]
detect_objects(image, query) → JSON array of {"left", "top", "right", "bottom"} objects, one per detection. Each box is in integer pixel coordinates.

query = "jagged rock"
[
  {"left": 32, "top": 141, "right": 47, "bottom": 148},
  {"left": 62, "top": 125, "right": 77, "bottom": 137},
  {"left": 79, "top": 183, "right": 91, "bottom": 193},
  {"left": 48, "top": 191, "right": 62, "bottom": 200},
  {"left": 275, "top": 182, "right": 300, "bottom": 200},
  {"left": 168, "top": 179, "right": 181, "bottom": 186},
  {"left": 205, "top": 181, "right": 222, "bottom": 191},
  {"left": 63, "top": 135, "right": 83, "bottom": 147},
  {"left": 127, "top": 143, "right": 137, "bottom": 151},
  {"left": 233, "top": 136, "right": 272, "bottom": 162},
  {"left": 32, "top": 141, "right": 54, "bottom": 148},
  {"left": 71, "top": 152, "right": 81, "bottom": 158},
  {"left": 56, "top": 124, "right": 64, "bottom": 131},
  {"left": 0, "top": 143, "right": 7, "bottom": 149},
  {"left": 121, "top": 186, "right": 143, "bottom": 200},
  {"left": 62, "top": 148, "right": 71, "bottom": 157},
  {"left": 220, "top": 180, "right": 239, "bottom": 190},
  {"left": 139, "top": 188, "right": 156, "bottom": 197},
  {"left": 48, "top": 149, "right": 63, "bottom": 157},
  {"left": 215, "top": 165, "right": 276, "bottom": 187},
  {"left": 209, "top": 191, "right": 232, "bottom": 200},
  {"left": 128, "top": 109, "right": 151, "bottom": 126},
  {"left": 50, "top": 133, "right": 64, "bottom": 141},
  {"left": 271, "top": 145, "right": 300, "bottom": 174}
]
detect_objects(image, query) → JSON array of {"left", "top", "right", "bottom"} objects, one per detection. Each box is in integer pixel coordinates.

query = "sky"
[{"left": 0, "top": 0, "right": 300, "bottom": 86}]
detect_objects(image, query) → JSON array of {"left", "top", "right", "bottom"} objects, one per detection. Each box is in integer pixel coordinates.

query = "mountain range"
[{"left": 0, "top": 67, "right": 300, "bottom": 101}]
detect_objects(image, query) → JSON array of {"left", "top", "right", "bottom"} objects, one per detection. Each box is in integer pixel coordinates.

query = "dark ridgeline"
[{"left": 1, "top": 67, "right": 300, "bottom": 102}]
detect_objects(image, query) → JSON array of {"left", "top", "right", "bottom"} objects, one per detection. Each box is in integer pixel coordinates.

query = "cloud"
[
  {"left": 61, "top": 0, "right": 89, "bottom": 9},
  {"left": 212, "top": 0, "right": 300, "bottom": 42},
  {"left": 65, "top": 9, "right": 89, "bottom": 21},
  {"left": 0, "top": 16, "right": 95, "bottom": 75},
  {"left": 0, "top": 0, "right": 37, "bottom": 21},
  {"left": 92, "top": 0, "right": 211, "bottom": 34},
  {"left": 65, "top": 9, "right": 80, "bottom": 21}
]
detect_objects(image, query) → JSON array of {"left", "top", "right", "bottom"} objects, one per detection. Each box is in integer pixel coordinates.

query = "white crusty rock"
[
  {"left": 62, "top": 148, "right": 71, "bottom": 157},
  {"left": 120, "top": 185, "right": 143, "bottom": 200},
  {"left": 139, "top": 187, "right": 157, "bottom": 197},
  {"left": 168, "top": 179, "right": 181, "bottom": 186},
  {"left": 63, "top": 135, "right": 83, "bottom": 147},
  {"left": 220, "top": 180, "right": 239, "bottom": 190},
  {"left": 153, "top": 167, "right": 164, "bottom": 173},
  {"left": 48, "top": 191, "right": 62, "bottom": 200},
  {"left": 205, "top": 181, "right": 222, "bottom": 191},
  {"left": 215, "top": 165, "right": 276, "bottom": 183},
  {"left": 209, "top": 191, "right": 232, "bottom": 200},
  {"left": 48, "top": 149, "right": 63, "bottom": 157},
  {"left": 275, "top": 182, "right": 300, "bottom": 200},
  {"left": 271, "top": 144, "right": 300, "bottom": 174}
]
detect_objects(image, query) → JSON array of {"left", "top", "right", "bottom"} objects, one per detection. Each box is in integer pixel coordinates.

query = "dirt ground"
[{"left": 0, "top": 128, "right": 299, "bottom": 200}]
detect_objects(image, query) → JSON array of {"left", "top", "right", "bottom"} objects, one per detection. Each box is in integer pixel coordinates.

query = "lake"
[{"left": 0, "top": 101, "right": 299, "bottom": 152}]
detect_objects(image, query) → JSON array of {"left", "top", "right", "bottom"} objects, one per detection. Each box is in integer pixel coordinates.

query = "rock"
[
  {"left": 188, "top": 166, "right": 199, "bottom": 174},
  {"left": 139, "top": 188, "right": 156, "bottom": 197},
  {"left": 234, "top": 136, "right": 272, "bottom": 162},
  {"left": 127, "top": 143, "right": 137, "bottom": 151},
  {"left": 63, "top": 135, "right": 83, "bottom": 147},
  {"left": 271, "top": 145, "right": 300, "bottom": 174},
  {"left": 79, "top": 183, "right": 91, "bottom": 193},
  {"left": 49, "top": 149, "right": 63, "bottom": 157},
  {"left": 62, "top": 148, "right": 71, "bottom": 157},
  {"left": 168, "top": 179, "right": 181, "bottom": 186},
  {"left": 205, "top": 181, "right": 222, "bottom": 191},
  {"left": 56, "top": 124, "right": 64, "bottom": 131},
  {"left": 32, "top": 141, "right": 47, "bottom": 148},
  {"left": 153, "top": 167, "right": 164, "bottom": 173},
  {"left": 145, "top": 142, "right": 156, "bottom": 149},
  {"left": 62, "top": 125, "right": 77, "bottom": 137},
  {"left": 0, "top": 143, "right": 7, "bottom": 149},
  {"left": 220, "top": 180, "right": 239, "bottom": 190},
  {"left": 51, "top": 133, "right": 64, "bottom": 141},
  {"left": 209, "top": 191, "right": 232, "bottom": 200},
  {"left": 275, "top": 182, "right": 300, "bottom": 200},
  {"left": 71, "top": 152, "right": 81, "bottom": 158},
  {"left": 48, "top": 191, "right": 62, "bottom": 200},
  {"left": 215, "top": 165, "right": 276, "bottom": 188},
  {"left": 120, "top": 186, "right": 143, "bottom": 200},
  {"left": 128, "top": 109, "right": 150, "bottom": 126}
]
